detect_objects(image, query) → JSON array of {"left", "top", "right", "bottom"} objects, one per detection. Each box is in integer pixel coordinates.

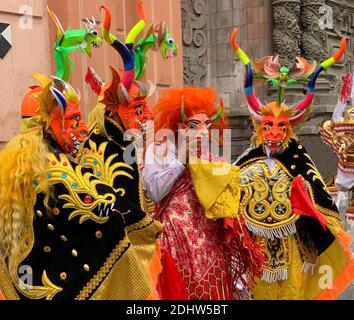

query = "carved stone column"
[
  {"left": 181, "top": 0, "right": 208, "bottom": 86},
  {"left": 272, "top": 0, "right": 301, "bottom": 67},
  {"left": 300, "top": 0, "right": 327, "bottom": 61}
]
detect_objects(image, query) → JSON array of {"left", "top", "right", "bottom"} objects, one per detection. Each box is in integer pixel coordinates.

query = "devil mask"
[{"left": 21, "top": 75, "right": 88, "bottom": 157}]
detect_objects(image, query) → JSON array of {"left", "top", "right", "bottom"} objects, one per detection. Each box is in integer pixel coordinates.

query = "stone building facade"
[{"left": 182, "top": 0, "right": 354, "bottom": 179}]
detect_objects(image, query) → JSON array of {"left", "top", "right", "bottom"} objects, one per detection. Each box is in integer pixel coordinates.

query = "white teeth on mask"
[
  {"left": 105, "top": 208, "right": 109, "bottom": 217},
  {"left": 111, "top": 203, "right": 114, "bottom": 210},
  {"left": 104, "top": 203, "right": 107, "bottom": 211},
  {"left": 99, "top": 209, "right": 103, "bottom": 217},
  {"left": 98, "top": 203, "right": 101, "bottom": 211}
]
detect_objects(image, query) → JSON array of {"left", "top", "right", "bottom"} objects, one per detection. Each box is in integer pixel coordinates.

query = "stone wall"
[{"left": 182, "top": 0, "right": 353, "bottom": 179}]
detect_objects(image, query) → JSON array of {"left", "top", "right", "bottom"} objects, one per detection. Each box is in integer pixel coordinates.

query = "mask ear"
[{"left": 50, "top": 87, "right": 67, "bottom": 114}]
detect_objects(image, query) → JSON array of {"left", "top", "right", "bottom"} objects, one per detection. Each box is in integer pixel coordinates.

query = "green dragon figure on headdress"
[
  {"left": 47, "top": 6, "right": 103, "bottom": 81},
  {"left": 126, "top": 0, "right": 178, "bottom": 80},
  {"left": 86, "top": 0, "right": 178, "bottom": 93}
]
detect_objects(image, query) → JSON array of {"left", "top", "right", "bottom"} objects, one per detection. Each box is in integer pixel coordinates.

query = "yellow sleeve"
[{"left": 189, "top": 159, "right": 241, "bottom": 219}]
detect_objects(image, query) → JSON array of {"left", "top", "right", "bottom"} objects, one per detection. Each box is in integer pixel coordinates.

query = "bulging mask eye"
[
  {"left": 263, "top": 125, "right": 270, "bottom": 131},
  {"left": 136, "top": 106, "right": 143, "bottom": 116},
  {"left": 168, "top": 38, "right": 174, "bottom": 44},
  {"left": 281, "top": 127, "right": 287, "bottom": 132},
  {"left": 91, "top": 30, "right": 98, "bottom": 36}
]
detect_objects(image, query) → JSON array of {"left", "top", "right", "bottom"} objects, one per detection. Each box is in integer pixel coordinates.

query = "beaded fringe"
[
  {"left": 262, "top": 269, "right": 288, "bottom": 283},
  {"left": 246, "top": 221, "right": 297, "bottom": 240}
]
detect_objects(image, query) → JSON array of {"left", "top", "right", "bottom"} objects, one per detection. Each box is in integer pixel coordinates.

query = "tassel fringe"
[
  {"left": 246, "top": 221, "right": 297, "bottom": 240},
  {"left": 85, "top": 67, "right": 104, "bottom": 95},
  {"left": 262, "top": 269, "right": 288, "bottom": 283}
]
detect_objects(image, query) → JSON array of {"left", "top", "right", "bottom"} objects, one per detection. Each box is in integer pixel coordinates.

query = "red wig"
[{"left": 153, "top": 87, "right": 228, "bottom": 137}]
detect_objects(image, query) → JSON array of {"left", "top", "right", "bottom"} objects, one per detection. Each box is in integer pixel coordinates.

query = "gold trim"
[
  {"left": 41, "top": 270, "right": 63, "bottom": 300},
  {"left": 306, "top": 182, "right": 340, "bottom": 220},
  {"left": 125, "top": 215, "right": 155, "bottom": 233},
  {"left": 75, "top": 237, "right": 130, "bottom": 300},
  {"left": 0, "top": 255, "right": 19, "bottom": 300}
]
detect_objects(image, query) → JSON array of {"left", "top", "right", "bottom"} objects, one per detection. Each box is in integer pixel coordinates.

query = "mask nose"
[{"left": 197, "top": 127, "right": 209, "bottom": 138}]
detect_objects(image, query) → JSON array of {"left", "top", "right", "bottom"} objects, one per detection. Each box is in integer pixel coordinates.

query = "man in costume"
[
  {"left": 321, "top": 73, "right": 354, "bottom": 233},
  {"left": 231, "top": 28, "right": 354, "bottom": 299},
  {"left": 0, "top": 73, "right": 162, "bottom": 300},
  {"left": 142, "top": 87, "right": 265, "bottom": 300},
  {"left": 0, "top": 6, "right": 162, "bottom": 300},
  {"left": 77, "top": 5, "right": 165, "bottom": 300}
]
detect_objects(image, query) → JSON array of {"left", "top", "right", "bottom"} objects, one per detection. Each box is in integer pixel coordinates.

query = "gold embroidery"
[
  {"left": 260, "top": 236, "right": 290, "bottom": 281},
  {"left": 304, "top": 153, "right": 329, "bottom": 192},
  {"left": 306, "top": 182, "right": 340, "bottom": 220},
  {"left": 205, "top": 167, "right": 241, "bottom": 220},
  {"left": 15, "top": 270, "right": 63, "bottom": 300},
  {"left": 41, "top": 270, "right": 63, "bottom": 300},
  {"left": 0, "top": 253, "right": 19, "bottom": 300},
  {"left": 125, "top": 214, "right": 155, "bottom": 233},
  {"left": 43, "top": 246, "right": 51, "bottom": 253},
  {"left": 47, "top": 153, "right": 116, "bottom": 224},
  {"left": 240, "top": 161, "right": 297, "bottom": 233},
  {"left": 79, "top": 140, "right": 134, "bottom": 194},
  {"left": 75, "top": 238, "right": 130, "bottom": 300}
]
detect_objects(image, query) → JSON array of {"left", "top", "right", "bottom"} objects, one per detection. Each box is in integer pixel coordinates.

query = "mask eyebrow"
[
  {"left": 264, "top": 122, "right": 273, "bottom": 126},
  {"left": 187, "top": 120, "right": 201, "bottom": 125}
]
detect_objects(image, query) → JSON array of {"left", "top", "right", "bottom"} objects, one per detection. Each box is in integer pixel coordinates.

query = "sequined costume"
[
  {"left": 231, "top": 27, "right": 354, "bottom": 299},
  {"left": 321, "top": 73, "right": 354, "bottom": 232},
  {"left": 143, "top": 87, "right": 264, "bottom": 300}
]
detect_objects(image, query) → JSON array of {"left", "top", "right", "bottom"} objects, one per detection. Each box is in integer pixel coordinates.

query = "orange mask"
[
  {"left": 117, "top": 98, "right": 153, "bottom": 131},
  {"left": 259, "top": 114, "right": 291, "bottom": 153},
  {"left": 21, "top": 86, "right": 88, "bottom": 157}
]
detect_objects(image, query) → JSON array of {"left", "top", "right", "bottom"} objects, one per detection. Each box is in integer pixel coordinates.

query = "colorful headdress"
[
  {"left": 130, "top": 0, "right": 178, "bottom": 80},
  {"left": 47, "top": 6, "right": 103, "bottom": 81},
  {"left": 85, "top": 1, "right": 177, "bottom": 93},
  {"left": 21, "top": 74, "right": 88, "bottom": 157},
  {"left": 230, "top": 28, "right": 347, "bottom": 126}
]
